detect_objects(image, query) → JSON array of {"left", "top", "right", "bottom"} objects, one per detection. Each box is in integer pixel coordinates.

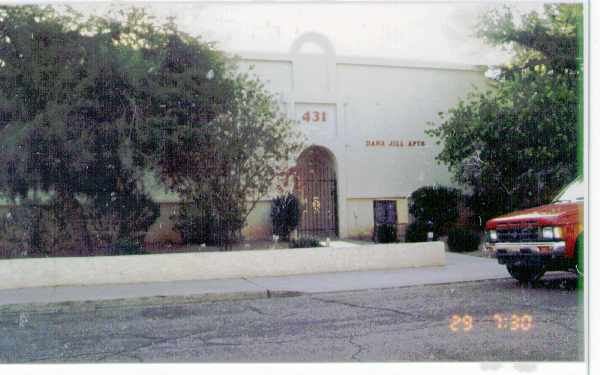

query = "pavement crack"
[
  {"left": 532, "top": 318, "right": 583, "bottom": 334},
  {"left": 348, "top": 336, "right": 368, "bottom": 362},
  {"left": 261, "top": 338, "right": 302, "bottom": 345},
  {"left": 27, "top": 349, "right": 128, "bottom": 363},
  {"left": 92, "top": 328, "right": 212, "bottom": 362},
  {"left": 243, "top": 304, "right": 270, "bottom": 316},
  {"left": 311, "top": 296, "right": 422, "bottom": 320},
  {"left": 201, "top": 340, "right": 243, "bottom": 347},
  {"left": 314, "top": 332, "right": 371, "bottom": 361},
  {"left": 110, "top": 352, "right": 143, "bottom": 362}
]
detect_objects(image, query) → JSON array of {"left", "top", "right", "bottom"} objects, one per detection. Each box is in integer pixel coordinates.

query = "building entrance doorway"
[{"left": 295, "top": 146, "right": 338, "bottom": 238}]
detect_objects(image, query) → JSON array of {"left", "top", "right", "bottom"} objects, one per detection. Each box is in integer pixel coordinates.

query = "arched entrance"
[{"left": 295, "top": 146, "right": 338, "bottom": 238}]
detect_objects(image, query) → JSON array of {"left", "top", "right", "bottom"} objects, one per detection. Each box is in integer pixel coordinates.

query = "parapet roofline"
[{"left": 229, "top": 50, "right": 488, "bottom": 73}]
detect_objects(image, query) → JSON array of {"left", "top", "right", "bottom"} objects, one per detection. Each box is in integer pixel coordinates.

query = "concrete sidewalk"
[{"left": 0, "top": 252, "right": 510, "bottom": 306}]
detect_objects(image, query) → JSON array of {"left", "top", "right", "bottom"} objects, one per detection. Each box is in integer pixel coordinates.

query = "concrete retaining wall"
[{"left": 0, "top": 242, "right": 445, "bottom": 290}]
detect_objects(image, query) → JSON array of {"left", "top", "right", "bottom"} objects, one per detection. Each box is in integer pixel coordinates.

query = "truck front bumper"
[{"left": 485, "top": 241, "right": 567, "bottom": 268}]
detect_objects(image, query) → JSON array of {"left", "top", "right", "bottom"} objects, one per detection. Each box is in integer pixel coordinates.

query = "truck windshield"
[{"left": 552, "top": 179, "right": 585, "bottom": 203}]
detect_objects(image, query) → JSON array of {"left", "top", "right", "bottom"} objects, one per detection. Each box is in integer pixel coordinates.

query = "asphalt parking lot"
[{"left": 0, "top": 272, "right": 584, "bottom": 363}]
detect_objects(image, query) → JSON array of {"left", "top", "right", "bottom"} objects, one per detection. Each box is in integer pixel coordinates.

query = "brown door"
[{"left": 295, "top": 147, "right": 338, "bottom": 238}]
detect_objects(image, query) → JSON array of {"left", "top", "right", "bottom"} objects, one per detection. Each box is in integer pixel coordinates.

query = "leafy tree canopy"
[
  {"left": 163, "top": 74, "right": 303, "bottom": 248},
  {"left": 477, "top": 4, "right": 580, "bottom": 77},
  {"left": 0, "top": 5, "right": 230, "bottom": 203},
  {"left": 0, "top": 5, "right": 302, "bottom": 251},
  {"left": 426, "top": 4, "right": 582, "bottom": 222}
]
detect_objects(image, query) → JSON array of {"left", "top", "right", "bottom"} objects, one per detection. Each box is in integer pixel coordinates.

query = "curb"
[{"left": 0, "top": 289, "right": 303, "bottom": 312}]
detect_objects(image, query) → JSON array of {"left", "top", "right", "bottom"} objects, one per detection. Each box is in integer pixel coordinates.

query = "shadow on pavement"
[{"left": 523, "top": 272, "right": 580, "bottom": 290}]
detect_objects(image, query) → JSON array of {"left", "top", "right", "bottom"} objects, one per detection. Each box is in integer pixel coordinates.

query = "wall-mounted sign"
[
  {"left": 296, "top": 104, "right": 335, "bottom": 128},
  {"left": 295, "top": 103, "right": 336, "bottom": 140},
  {"left": 301, "top": 111, "right": 328, "bottom": 124},
  {"left": 366, "top": 140, "right": 426, "bottom": 147}
]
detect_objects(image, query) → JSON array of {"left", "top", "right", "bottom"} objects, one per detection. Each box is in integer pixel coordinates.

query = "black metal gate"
[{"left": 295, "top": 147, "right": 338, "bottom": 238}]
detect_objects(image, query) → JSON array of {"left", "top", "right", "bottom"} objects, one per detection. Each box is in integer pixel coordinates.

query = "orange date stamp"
[{"left": 449, "top": 314, "right": 533, "bottom": 332}]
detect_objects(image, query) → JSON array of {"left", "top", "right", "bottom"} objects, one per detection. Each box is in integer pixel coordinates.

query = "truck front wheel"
[{"left": 507, "top": 265, "right": 545, "bottom": 284}]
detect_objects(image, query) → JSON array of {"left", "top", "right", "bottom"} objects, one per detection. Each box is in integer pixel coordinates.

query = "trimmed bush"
[
  {"left": 84, "top": 183, "right": 160, "bottom": 252},
  {"left": 0, "top": 191, "right": 158, "bottom": 258},
  {"left": 405, "top": 221, "right": 436, "bottom": 243},
  {"left": 173, "top": 202, "right": 221, "bottom": 246},
  {"left": 271, "top": 193, "right": 301, "bottom": 240},
  {"left": 447, "top": 226, "right": 481, "bottom": 253},
  {"left": 289, "top": 237, "right": 321, "bottom": 248},
  {"left": 375, "top": 224, "right": 397, "bottom": 243},
  {"left": 0, "top": 201, "right": 47, "bottom": 257},
  {"left": 409, "top": 186, "right": 462, "bottom": 235}
]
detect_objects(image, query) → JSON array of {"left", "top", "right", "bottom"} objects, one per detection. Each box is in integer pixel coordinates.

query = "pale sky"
[{"left": 65, "top": 1, "right": 548, "bottom": 67}]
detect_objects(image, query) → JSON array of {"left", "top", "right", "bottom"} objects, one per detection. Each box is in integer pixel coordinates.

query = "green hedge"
[
  {"left": 405, "top": 221, "right": 436, "bottom": 242},
  {"left": 447, "top": 226, "right": 481, "bottom": 253},
  {"left": 375, "top": 224, "right": 397, "bottom": 243},
  {"left": 409, "top": 185, "right": 462, "bottom": 235}
]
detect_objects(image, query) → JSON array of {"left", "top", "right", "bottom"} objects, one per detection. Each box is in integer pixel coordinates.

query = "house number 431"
[{"left": 302, "top": 111, "right": 327, "bottom": 123}]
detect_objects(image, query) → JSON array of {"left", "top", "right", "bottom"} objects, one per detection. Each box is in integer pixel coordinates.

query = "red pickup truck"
[{"left": 484, "top": 178, "right": 584, "bottom": 283}]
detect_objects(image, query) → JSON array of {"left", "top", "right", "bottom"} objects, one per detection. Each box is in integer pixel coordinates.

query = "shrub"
[
  {"left": 0, "top": 202, "right": 40, "bottom": 258},
  {"left": 271, "top": 194, "right": 301, "bottom": 240},
  {"left": 174, "top": 199, "right": 246, "bottom": 249},
  {"left": 0, "top": 199, "right": 92, "bottom": 258},
  {"left": 375, "top": 224, "right": 397, "bottom": 243},
  {"left": 173, "top": 202, "right": 220, "bottom": 246},
  {"left": 447, "top": 226, "right": 481, "bottom": 253},
  {"left": 405, "top": 221, "right": 436, "bottom": 243},
  {"left": 289, "top": 237, "right": 321, "bottom": 248},
  {"left": 84, "top": 181, "right": 160, "bottom": 253},
  {"left": 409, "top": 186, "right": 462, "bottom": 235}
]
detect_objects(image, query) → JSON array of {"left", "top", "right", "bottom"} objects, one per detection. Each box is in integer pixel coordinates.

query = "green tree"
[
  {"left": 0, "top": 6, "right": 230, "bottom": 253},
  {"left": 161, "top": 75, "right": 303, "bottom": 249},
  {"left": 426, "top": 4, "right": 582, "bottom": 223},
  {"left": 0, "top": 5, "right": 303, "bottom": 253}
]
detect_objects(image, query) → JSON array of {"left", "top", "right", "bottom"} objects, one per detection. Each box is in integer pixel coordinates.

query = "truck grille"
[{"left": 496, "top": 226, "right": 539, "bottom": 242}]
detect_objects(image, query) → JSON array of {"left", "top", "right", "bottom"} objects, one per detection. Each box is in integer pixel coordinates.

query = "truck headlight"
[
  {"left": 542, "top": 227, "right": 554, "bottom": 240},
  {"left": 553, "top": 226, "right": 563, "bottom": 240},
  {"left": 488, "top": 230, "right": 497, "bottom": 242}
]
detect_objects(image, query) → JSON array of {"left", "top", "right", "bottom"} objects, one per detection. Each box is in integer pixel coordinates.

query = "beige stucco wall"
[
  {"left": 0, "top": 39, "right": 486, "bottom": 245},
  {"left": 144, "top": 197, "right": 410, "bottom": 244},
  {"left": 346, "top": 198, "right": 408, "bottom": 240},
  {"left": 0, "top": 241, "right": 445, "bottom": 289},
  {"left": 236, "top": 42, "right": 489, "bottom": 238},
  {"left": 6, "top": 193, "right": 410, "bottom": 246},
  {"left": 337, "top": 64, "right": 487, "bottom": 199},
  {"left": 143, "top": 200, "right": 273, "bottom": 245},
  {"left": 241, "top": 200, "right": 273, "bottom": 240},
  {"left": 236, "top": 59, "right": 293, "bottom": 95}
]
